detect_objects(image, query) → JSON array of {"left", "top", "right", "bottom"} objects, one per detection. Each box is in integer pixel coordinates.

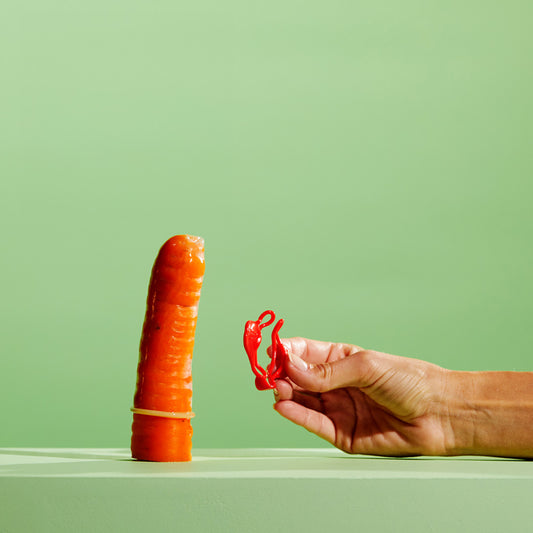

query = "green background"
[{"left": 1, "top": 1, "right": 532, "bottom": 449}]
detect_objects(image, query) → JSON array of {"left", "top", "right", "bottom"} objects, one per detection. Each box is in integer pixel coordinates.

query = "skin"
[{"left": 273, "top": 338, "right": 533, "bottom": 458}]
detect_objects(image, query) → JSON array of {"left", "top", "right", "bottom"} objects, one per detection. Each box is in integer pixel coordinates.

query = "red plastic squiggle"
[{"left": 243, "top": 310, "right": 289, "bottom": 390}]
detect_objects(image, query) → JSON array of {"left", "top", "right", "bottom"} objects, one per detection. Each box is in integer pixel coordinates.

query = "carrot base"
[{"left": 131, "top": 414, "right": 192, "bottom": 462}]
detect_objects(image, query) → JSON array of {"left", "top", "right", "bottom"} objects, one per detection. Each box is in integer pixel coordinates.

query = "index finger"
[{"left": 280, "top": 337, "right": 364, "bottom": 365}]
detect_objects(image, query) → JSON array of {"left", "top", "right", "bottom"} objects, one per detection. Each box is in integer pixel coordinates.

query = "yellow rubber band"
[{"left": 131, "top": 407, "right": 195, "bottom": 419}]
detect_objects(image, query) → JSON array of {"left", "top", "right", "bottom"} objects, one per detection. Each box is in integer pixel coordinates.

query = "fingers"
[
  {"left": 274, "top": 379, "right": 323, "bottom": 412},
  {"left": 268, "top": 337, "right": 363, "bottom": 365},
  {"left": 274, "top": 400, "right": 336, "bottom": 446},
  {"left": 285, "top": 349, "right": 379, "bottom": 393},
  {"left": 273, "top": 379, "right": 293, "bottom": 399}
]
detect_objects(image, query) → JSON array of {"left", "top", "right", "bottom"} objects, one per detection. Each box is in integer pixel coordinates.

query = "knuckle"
[
  {"left": 354, "top": 350, "right": 381, "bottom": 380},
  {"left": 313, "top": 362, "right": 334, "bottom": 392}
]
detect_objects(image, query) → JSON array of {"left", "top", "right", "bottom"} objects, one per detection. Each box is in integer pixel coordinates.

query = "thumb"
[{"left": 286, "top": 350, "right": 376, "bottom": 393}]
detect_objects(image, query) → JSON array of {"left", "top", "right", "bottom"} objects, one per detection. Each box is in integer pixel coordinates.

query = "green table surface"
[{"left": 2, "top": 448, "right": 533, "bottom": 532}]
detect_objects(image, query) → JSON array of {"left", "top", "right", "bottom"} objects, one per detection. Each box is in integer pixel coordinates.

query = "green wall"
[{"left": 1, "top": 1, "right": 532, "bottom": 449}]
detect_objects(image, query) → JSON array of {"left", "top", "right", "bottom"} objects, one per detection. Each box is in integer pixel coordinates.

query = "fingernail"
[
  {"left": 273, "top": 388, "right": 279, "bottom": 400},
  {"left": 288, "top": 351, "right": 308, "bottom": 371}
]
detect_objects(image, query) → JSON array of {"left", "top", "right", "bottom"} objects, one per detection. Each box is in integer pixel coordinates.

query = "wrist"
[{"left": 440, "top": 370, "right": 476, "bottom": 455}]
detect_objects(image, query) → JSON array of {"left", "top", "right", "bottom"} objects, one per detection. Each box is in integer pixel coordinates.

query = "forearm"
[{"left": 445, "top": 370, "right": 533, "bottom": 458}]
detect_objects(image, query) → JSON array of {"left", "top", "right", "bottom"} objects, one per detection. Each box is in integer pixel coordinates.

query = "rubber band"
[{"left": 131, "top": 407, "right": 195, "bottom": 419}]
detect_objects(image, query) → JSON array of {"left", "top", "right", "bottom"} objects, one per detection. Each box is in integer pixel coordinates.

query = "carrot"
[{"left": 131, "top": 235, "right": 205, "bottom": 462}]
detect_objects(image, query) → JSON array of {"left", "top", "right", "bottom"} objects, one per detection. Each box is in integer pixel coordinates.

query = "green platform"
[{"left": 1, "top": 448, "right": 533, "bottom": 532}]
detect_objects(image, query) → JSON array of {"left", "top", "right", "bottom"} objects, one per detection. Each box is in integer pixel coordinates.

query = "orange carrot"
[{"left": 131, "top": 235, "right": 205, "bottom": 462}]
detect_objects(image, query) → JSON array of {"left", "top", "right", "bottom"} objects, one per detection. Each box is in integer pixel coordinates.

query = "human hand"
[{"left": 273, "top": 338, "right": 455, "bottom": 456}]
